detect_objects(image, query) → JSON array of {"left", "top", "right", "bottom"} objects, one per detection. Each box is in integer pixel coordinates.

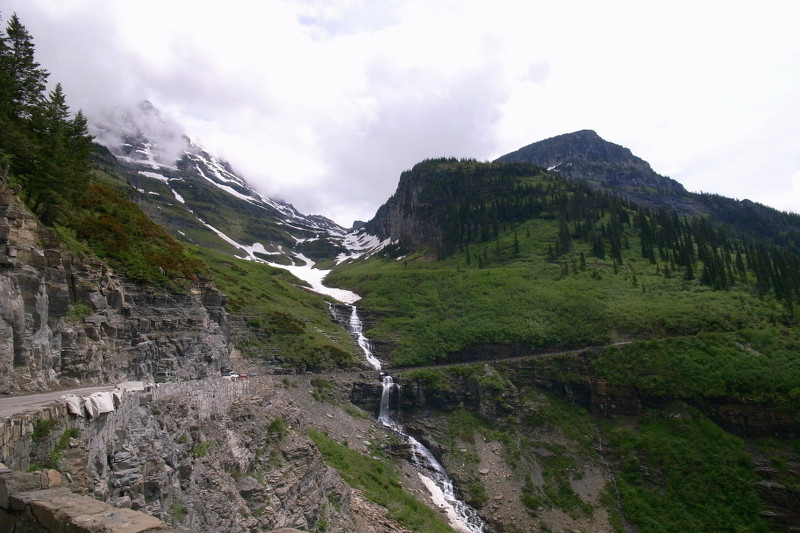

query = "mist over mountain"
[{"left": 90, "top": 101, "right": 388, "bottom": 264}]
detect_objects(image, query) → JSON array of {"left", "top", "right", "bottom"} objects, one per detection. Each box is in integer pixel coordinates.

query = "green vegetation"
[
  {"left": 330, "top": 229, "right": 790, "bottom": 366},
  {"left": 190, "top": 441, "right": 212, "bottom": 459},
  {"left": 65, "top": 303, "right": 93, "bottom": 322},
  {"left": 32, "top": 418, "right": 58, "bottom": 440},
  {"left": 267, "top": 417, "right": 288, "bottom": 439},
  {"left": 0, "top": 14, "right": 93, "bottom": 225},
  {"left": 170, "top": 501, "right": 188, "bottom": 524},
  {"left": 47, "top": 428, "right": 79, "bottom": 470},
  {"left": 593, "top": 330, "right": 800, "bottom": 406},
  {"left": 605, "top": 410, "right": 770, "bottom": 532},
  {"left": 308, "top": 429, "right": 454, "bottom": 533},
  {"left": 196, "top": 246, "right": 361, "bottom": 371},
  {"left": 29, "top": 424, "right": 78, "bottom": 470},
  {"left": 332, "top": 158, "right": 800, "bottom": 367},
  {"left": 73, "top": 183, "right": 206, "bottom": 284}
]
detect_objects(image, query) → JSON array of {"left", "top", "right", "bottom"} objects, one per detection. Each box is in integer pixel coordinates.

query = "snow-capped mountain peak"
[{"left": 90, "top": 100, "right": 390, "bottom": 298}]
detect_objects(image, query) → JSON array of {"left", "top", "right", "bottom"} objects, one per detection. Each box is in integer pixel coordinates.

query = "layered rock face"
[{"left": 0, "top": 182, "right": 230, "bottom": 393}]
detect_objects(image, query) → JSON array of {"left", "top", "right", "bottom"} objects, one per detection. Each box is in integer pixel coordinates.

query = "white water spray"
[
  {"left": 328, "top": 303, "right": 382, "bottom": 370},
  {"left": 349, "top": 305, "right": 382, "bottom": 370},
  {"left": 378, "top": 375, "right": 487, "bottom": 533}
]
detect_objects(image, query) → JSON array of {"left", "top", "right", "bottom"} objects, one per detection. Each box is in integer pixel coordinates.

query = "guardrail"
[{"left": 150, "top": 375, "right": 277, "bottom": 418}]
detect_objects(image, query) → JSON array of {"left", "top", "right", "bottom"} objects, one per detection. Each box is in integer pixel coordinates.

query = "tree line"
[{"left": 0, "top": 13, "right": 203, "bottom": 284}]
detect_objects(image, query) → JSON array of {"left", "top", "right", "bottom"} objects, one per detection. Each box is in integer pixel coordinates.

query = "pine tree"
[
  {"left": 4, "top": 14, "right": 48, "bottom": 122},
  {"left": 0, "top": 14, "right": 93, "bottom": 222}
]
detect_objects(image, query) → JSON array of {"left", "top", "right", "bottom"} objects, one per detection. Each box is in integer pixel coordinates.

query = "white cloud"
[{"left": 3, "top": 0, "right": 800, "bottom": 225}]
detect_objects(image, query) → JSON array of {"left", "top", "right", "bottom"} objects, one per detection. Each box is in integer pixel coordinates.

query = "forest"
[{"left": 367, "top": 158, "right": 800, "bottom": 314}]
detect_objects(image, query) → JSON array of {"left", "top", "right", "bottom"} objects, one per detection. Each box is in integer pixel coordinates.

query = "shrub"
[{"left": 191, "top": 441, "right": 212, "bottom": 458}]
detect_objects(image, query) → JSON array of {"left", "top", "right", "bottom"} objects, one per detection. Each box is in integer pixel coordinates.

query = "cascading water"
[
  {"left": 330, "top": 301, "right": 487, "bottom": 531},
  {"left": 348, "top": 305, "right": 381, "bottom": 370},
  {"left": 327, "top": 302, "right": 382, "bottom": 370},
  {"left": 378, "top": 375, "right": 488, "bottom": 533}
]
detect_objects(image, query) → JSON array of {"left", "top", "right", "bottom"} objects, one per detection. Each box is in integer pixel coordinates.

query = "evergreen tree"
[
  {"left": 0, "top": 14, "right": 93, "bottom": 222},
  {"left": 4, "top": 13, "right": 48, "bottom": 122}
]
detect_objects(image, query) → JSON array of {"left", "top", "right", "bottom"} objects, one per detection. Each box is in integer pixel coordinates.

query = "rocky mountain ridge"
[
  {"left": 496, "top": 129, "right": 686, "bottom": 200},
  {"left": 496, "top": 130, "right": 800, "bottom": 245},
  {"left": 365, "top": 132, "right": 800, "bottom": 256},
  {"left": 0, "top": 178, "right": 231, "bottom": 393},
  {"left": 91, "top": 101, "right": 388, "bottom": 270}
]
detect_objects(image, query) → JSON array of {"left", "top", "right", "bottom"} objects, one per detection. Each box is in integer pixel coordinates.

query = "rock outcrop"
[
  {"left": 495, "top": 129, "right": 693, "bottom": 212},
  {"left": 2, "top": 375, "right": 417, "bottom": 532},
  {"left": 0, "top": 463, "right": 180, "bottom": 533},
  {"left": 0, "top": 182, "right": 230, "bottom": 394}
]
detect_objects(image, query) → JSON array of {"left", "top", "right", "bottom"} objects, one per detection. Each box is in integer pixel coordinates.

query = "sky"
[{"left": 3, "top": 0, "right": 800, "bottom": 227}]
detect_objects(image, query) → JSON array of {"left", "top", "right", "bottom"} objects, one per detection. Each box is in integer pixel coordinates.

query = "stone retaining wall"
[
  {"left": 0, "top": 376, "right": 279, "bottom": 531},
  {"left": 0, "top": 462, "right": 183, "bottom": 532}
]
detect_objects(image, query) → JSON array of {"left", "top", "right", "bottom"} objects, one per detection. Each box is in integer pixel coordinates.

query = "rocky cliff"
[
  {"left": 0, "top": 180, "right": 230, "bottom": 394},
  {"left": 2, "top": 375, "right": 419, "bottom": 532},
  {"left": 495, "top": 129, "right": 694, "bottom": 212}
]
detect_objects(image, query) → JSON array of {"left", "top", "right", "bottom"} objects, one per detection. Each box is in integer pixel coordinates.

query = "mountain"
[
  {"left": 17, "top": 16, "right": 800, "bottom": 533},
  {"left": 90, "top": 101, "right": 388, "bottom": 270},
  {"left": 4, "top": 20, "right": 799, "bottom": 528},
  {"left": 495, "top": 129, "right": 692, "bottom": 211},
  {"left": 366, "top": 131, "right": 800, "bottom": 256}
]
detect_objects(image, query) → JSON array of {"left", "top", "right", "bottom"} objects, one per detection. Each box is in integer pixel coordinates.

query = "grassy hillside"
[
  {"left": 329, "top": 159, "right": 800, "bottom": 531},
  {"left": 329, "top": 210, "right": 792, "bottom": 367},
  {"left": 194, "top": 246, "right": 363, "bottom": 371}
]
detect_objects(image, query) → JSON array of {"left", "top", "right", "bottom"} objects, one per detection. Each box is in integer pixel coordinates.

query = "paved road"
[{"left": 0, "top": 385, "right": 117, "bottom": 419}]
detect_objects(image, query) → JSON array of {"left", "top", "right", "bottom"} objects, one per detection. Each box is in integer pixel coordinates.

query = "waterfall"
[
  {"left": 378, "top": 374, "right": 488, "bottom": 533},
  {"left": 378, "top": 375, "right": 401, "bottom": 431},
  {"left": 332, "top": 302, "right": 487, "bottom": 531},
  {"left": 328, "top": 302, "right": 381, "bottom": 370},
  {"left": 349, "top": 305, "right": 381, "bottom": 370}
]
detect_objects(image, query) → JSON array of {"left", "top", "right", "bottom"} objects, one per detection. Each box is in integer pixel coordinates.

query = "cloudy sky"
[{"left": 4, "top": 0, "right": 800, "bottom": 226}]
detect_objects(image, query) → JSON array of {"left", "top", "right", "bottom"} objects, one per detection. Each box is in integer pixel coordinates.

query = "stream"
[
  {"left": 378, "top": 374, "right": 488, "bottom": 533},
  {"left": 275, "top": 261, "right": 487, "bottom": 531},
  {"left": 338, "top": 303, "right": 487, "bottom": 532}
]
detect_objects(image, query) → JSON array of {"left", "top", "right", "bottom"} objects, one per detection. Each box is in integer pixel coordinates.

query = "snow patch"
[
  {"left": 171, "top": 188, "right": 185, "bottom": 204},
  {"left": 195, "top": 218, "right": 361, "bottom": 304},
  {"left": 336, "top": 230, "right": 393, "bottom": 263},
  {"left": 264, "top": 252, "right": 361, "bottom": 304},
  {"left": 139, "top": 171, "right": 169, "bottom": 183},
  {"left": 417, "top": 474, "right": 474, "bottom": 533}
]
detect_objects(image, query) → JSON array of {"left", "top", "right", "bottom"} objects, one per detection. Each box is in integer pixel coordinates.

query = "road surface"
[{"left": 0, "top": 385, "right": 117, "bottom": 419}]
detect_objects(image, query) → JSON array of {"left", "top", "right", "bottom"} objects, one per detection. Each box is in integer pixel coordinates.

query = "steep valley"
[{"left": 2, "top": 97, "right": 800, "bottom": 531}]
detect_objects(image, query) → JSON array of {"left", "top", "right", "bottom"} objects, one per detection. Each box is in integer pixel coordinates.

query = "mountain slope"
[
  {"left": 91, "top": 101, "right": 392, "bottom": 275},
  {"left": 496, "top": 130, "right": 800, "bottom": 249},
  {"left": 91, "top": 102, "right": 344, "bottom": 262},
  {"left": 330, "top": 155, "right": 800, "bottom": 532},
  {"left": 495, "top": 129, "right": 691, "bottom": 210}
]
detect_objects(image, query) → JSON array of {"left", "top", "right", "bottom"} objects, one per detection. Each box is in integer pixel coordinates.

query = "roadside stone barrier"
[
  {"left": 0, "top": 461, "right": 186, "bottom": 532},
  {"left": 0, "top": 376, "right": 278, "bottom": 532}
]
